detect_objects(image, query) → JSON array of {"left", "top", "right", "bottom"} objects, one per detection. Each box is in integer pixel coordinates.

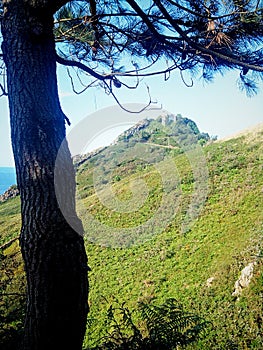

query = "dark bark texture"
[{"left": 1, "top": 1, "right": 89, "bottom": 349}]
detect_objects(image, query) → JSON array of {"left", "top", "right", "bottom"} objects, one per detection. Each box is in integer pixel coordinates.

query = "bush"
[{"left": 88, "top": 298, "right": 209, "bottom": 350}]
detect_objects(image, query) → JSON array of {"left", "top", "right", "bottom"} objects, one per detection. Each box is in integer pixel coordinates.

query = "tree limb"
[
  {"left": 56, "top": 54, "right": 113, "bottom": 80},
  {"left": 153, "top": 0, "right": 263, "bottom": 72},
  {"left": 0, "top": 82, "right": 7, "bottom": 96},
  {"left": 0, "top": 236, "right": 19, "bottom": 250}
]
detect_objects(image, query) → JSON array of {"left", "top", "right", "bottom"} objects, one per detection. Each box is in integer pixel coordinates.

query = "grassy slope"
[{"left": 0, "top": 127, "right": 262, "bottom": 349}]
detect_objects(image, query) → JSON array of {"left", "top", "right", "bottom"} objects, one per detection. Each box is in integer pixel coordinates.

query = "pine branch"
[
  {"left": 56, "top": 53, "right": 113, "bottom": 80},
  {"left": 153, "top": 0, "right": 263, "bottom": 72}
]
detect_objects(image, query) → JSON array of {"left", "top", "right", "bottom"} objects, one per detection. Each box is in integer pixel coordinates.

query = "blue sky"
[{"left": 1, "top": 66, "right": 262, "bottom": 167}]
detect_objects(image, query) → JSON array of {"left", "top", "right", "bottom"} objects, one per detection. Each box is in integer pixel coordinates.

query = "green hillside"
[{"left": 1, "top": 117, "right": 263, "bottom": 349}]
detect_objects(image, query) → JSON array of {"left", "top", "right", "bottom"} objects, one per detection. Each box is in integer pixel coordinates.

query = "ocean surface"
[{"left": 0, "top": 167, "right": 17, "bottom": 195}]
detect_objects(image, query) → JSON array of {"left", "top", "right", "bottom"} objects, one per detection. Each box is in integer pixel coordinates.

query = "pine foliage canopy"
[{"left": 51, "top": 0, "right": 263, "bottom": 95}]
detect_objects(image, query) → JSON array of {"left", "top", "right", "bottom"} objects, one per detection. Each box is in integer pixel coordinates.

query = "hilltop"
[
  {"left": 73, "top": 113, "right": 211, "bottom": 168},
  {"left": 116, "top": 113, "right": 210, "bottom": 143},
  {"left": 0, "top": 116, "right": 262, "bottom": 349}
]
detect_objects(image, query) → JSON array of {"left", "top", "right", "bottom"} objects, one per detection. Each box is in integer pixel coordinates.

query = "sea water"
[{"left": 0, "top": 167, "right": 16, "bottom": 195}]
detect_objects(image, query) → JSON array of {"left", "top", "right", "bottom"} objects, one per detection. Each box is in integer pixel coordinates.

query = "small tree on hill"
[{"left": 0, "top": 1, "right": 262, "bottom": 349}]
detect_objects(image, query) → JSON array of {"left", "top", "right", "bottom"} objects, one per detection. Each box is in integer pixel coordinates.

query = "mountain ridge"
[{"left": 219, "top": 121, "right": 263, "bottom": 141}]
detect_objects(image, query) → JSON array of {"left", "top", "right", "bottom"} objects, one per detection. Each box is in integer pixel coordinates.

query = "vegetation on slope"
[{"left": 0, "top": 117, "right": 262, "bottom": 349}]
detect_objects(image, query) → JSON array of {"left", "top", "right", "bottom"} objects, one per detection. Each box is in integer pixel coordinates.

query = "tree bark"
[{"left": 1, "top": 1, "right": 88, "bottom": 349}]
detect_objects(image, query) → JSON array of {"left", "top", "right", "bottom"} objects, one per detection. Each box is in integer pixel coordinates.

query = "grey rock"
[
  {"left": 0, "top": 185, "right": 19, "bottom": 202},
  {"left": 232, "top": 262, "right": 255, "bottom": 297}
]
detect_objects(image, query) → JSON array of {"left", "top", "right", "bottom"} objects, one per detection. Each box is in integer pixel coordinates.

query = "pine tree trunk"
[{"left": 1, "top": 2, "right": 89, "bottom": 349}]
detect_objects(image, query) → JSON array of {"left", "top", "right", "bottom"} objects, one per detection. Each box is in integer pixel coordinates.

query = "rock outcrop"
[
  {"left": 73, "top": 146, "right": 107, "bottom": 168},
  {"left": 232, "top": 262, "right": 255, "bottom": 297},
  {"left": 0, "top": 185, "right": 19, "bottom": 202},
  {"left": 119, "top": 118, "right": 150, "bottom": 141}
]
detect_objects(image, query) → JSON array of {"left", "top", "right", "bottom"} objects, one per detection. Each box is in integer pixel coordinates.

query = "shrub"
[{"left": 88, "top": 298, "right": 209, "bottom": 350}]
